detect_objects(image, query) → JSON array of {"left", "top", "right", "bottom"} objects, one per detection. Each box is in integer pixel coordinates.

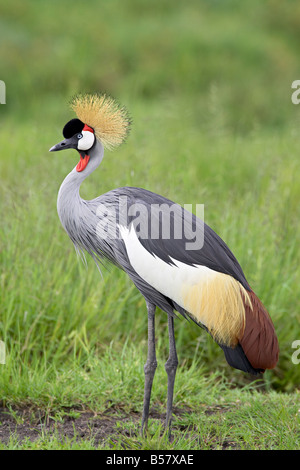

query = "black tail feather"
[{"left": 220, "top": 343, "right": 264, "bottom": 375}]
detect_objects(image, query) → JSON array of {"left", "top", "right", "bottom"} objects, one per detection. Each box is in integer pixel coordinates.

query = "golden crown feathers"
[{"left": 70, "top": 93, "right": 131, "bottom": 150}]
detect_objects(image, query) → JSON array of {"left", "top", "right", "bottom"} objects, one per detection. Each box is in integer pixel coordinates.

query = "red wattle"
[
  {"left": 83, "top": 124, "right": 94, "bottom": 133},
  {"left": 76, "top": 154, "right": 90, "bottom": 172}
]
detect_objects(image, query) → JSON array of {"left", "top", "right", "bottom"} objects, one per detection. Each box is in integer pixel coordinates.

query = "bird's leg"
[
  {"left": 141, "top": 301, "right": 157, "bottom": 435},
  {"left": 165, "top": 314, "right": 178, "bottom": 437}
]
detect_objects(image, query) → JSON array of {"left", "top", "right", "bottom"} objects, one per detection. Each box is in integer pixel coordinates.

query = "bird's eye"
[{"left": 77, "top": 133, "right": 83, "bottom": 139}]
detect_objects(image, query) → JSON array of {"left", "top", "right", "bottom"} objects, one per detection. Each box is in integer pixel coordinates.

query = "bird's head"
[
  {"left": 49, "top": 118, "right": 96, "bottom": 172},
  {"left": 49, "top": 93, "right": 131, "bottom": 172}
]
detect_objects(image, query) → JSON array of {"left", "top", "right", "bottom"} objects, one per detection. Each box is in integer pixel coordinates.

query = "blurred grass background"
[{"left": 0, "top": 0, "right": 300, "bottom": 409}]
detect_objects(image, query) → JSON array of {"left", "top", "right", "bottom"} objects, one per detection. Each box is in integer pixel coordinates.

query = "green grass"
[
  {"left": 0, "top": 0, "right": 300, "bottom": 450},
  {"left": 0, "top": 343, "right": 299, "bottom": 449}
]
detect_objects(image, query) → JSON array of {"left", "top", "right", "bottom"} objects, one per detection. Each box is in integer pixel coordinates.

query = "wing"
[{"left": 116, "top": 187, "right": 250, "bottom": 290}]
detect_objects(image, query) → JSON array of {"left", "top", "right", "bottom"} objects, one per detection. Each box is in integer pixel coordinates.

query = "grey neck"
[
  {"left": 57, "top": 139, "right": 104, "bottom": 227},
  {"left": 58, "top": 139, "right": 104, "bottom": 199}
]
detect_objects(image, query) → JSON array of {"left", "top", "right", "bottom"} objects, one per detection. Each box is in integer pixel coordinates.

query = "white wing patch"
[{"left": 119, "top": 225, "right": 216, "bottom": 313}]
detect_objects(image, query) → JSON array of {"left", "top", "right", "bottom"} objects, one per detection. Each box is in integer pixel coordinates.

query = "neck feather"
[{"left": 57, "top": 139, "right": 104, "bottom": 229}]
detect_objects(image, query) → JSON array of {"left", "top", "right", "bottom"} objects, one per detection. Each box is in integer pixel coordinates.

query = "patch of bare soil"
[
  {"left": 0, "top": 404, "right": 239, "bottom": 449},
  {"left": 0, "top": 406, "right": 139, "bottom": 447}
]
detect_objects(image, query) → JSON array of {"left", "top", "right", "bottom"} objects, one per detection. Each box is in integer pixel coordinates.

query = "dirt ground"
[
  {"left": 0, "top": 406, "right": 140, "bottom": 448},
  {"left": 0, "top": 404, "right": 236, "bottom": 449}
]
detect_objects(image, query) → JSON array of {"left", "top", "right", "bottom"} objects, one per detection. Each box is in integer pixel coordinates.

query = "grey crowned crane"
[{"left": 50, "top": 93, "right": 279, "bottom": 436}]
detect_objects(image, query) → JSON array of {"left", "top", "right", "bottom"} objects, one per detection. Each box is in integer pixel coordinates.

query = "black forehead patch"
[{"left": 63, "top": 118, "right": 84, "bottom": 138}]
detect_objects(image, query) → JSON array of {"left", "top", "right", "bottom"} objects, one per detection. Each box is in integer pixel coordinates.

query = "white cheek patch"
[{"left": 78, "top": 131, "right": 95, "bottom": 151}]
